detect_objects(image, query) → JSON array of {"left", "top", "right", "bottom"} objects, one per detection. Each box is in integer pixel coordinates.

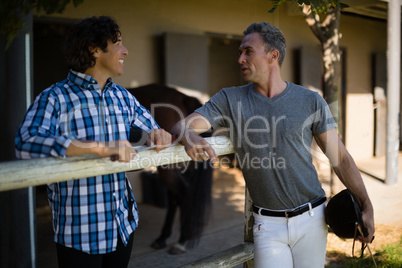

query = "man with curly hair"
[{"left": 15, "top": 16, "right": 171, "bottom": 267}]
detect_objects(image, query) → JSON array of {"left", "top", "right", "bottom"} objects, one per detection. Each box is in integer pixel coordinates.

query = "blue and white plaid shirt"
[{"left": 15, "top": 70, "right": 160, "bottom": 254}]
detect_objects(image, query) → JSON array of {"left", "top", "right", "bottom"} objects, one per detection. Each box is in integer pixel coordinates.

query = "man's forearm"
[
  {"left": 66, "top": 139, "right": 137, "bottom": 162},
  {"left": 332, "top": 152, "right": 373, "bottom": 211},
  {"left": 65, "top": 140, "right": 101, "bottom": 157},
  {"left": 171, "top": 112, "right": 211, "bottom": 145}
]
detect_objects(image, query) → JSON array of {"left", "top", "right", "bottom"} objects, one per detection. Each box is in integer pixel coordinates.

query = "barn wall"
[{"left": 34, "top": 0, "right": 387, "bottom": 162}]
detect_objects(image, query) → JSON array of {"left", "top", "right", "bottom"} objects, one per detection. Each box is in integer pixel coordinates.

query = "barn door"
[
  {"left": 207, "top": 35, "right": 243, "bottom": 96},
  {"left": 164, "top": 32, "right": 208, "bottom": 93}
]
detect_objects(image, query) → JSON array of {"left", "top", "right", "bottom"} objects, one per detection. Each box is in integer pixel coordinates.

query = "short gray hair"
[{"left": 243, "top": 22, "right": 286, "bottom": 66}]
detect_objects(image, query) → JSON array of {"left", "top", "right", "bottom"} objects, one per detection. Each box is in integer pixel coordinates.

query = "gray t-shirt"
[{"left": 196, "top": 82, "right": 337, "bottom": 210}]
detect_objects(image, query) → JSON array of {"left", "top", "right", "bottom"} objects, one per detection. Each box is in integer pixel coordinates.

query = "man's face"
[
  {"left": 96, "top": 35, "right": 128, "bottom": 78},
  {"left": 238, "top": 32, "right": 270, "bottom": 83}
]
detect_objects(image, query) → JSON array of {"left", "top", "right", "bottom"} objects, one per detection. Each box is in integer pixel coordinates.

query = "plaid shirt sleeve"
[
  {"left": 15, "top": 87, "right": 73, "bottom": 159},
  {"left": 131, "top": 94, "right": 161, "bottom": 132}
]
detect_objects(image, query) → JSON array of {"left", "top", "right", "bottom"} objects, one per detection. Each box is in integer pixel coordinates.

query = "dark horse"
[{"left": 127, "top": 84, "right": 213, "bottom": 255}]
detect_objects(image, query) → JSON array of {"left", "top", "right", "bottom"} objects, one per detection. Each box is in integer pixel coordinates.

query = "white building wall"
[{"left": 36, "top": 0, "right": 388, "bottom": 199}]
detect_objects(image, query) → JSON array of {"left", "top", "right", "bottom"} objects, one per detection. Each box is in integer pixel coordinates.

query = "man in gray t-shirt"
[
  {"left": 196, "top": 81, "right": 336, "bottom": 210},
  {"left": 171, "top": 22, "right": 374, "bottom": 267}
]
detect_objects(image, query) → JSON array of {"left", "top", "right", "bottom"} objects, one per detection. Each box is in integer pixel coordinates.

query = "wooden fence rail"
[
  {"left": 0, "top": 135, "right": 255, "bottom": 268},
  {"left": 180, "top": 242, "right": 254, "bottom": 268},
  {"left": 0, "top": 136, "right": 234, "bottom": 192}
]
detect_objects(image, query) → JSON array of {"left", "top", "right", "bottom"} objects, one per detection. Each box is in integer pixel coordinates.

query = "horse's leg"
[
  {"left": 150, "top": 167, "right": 181, "bottom": 250},
  {"left": 150, "top": 190, "right": 178, "bottom": 249},
  {"left": 165, "top": 187, "right": 193, "bottom": 254},
  {"left": 167, "top": 202, "right": 189, "bottom": 255},
  {"left": 168, "top": 160, "right": 213, "bottom": 255}
]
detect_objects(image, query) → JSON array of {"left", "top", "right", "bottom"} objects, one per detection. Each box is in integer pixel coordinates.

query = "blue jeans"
[{"left": 253, "top": 203, "right": 327, "bottom": 268}]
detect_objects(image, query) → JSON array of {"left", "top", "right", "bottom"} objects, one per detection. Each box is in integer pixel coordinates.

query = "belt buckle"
[{"left": 285, "top": 211, "right": 290, "bottom": 219}]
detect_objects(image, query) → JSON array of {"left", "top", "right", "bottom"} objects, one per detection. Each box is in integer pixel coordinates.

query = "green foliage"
[
  {"left": 0, "top": 0, "right": 84, "bottom": 49},
  {"left": 268, "top": 0, "right": 349, "bottom": 14},
  {"left": 328, "top": 237, "right": 402, "bottom": 268},
  {"left": 374, "top": 237, "right": 402, "bottom": 267}
]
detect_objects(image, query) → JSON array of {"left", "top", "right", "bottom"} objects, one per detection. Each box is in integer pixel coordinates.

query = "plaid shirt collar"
[{"left": 67, "top": 70, "right": 114, "bottom": 92}]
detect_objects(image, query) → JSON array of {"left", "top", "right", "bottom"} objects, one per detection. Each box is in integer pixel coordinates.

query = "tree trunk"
[{"left": 301, "top": 4, "right": 344, "bottom": 195}]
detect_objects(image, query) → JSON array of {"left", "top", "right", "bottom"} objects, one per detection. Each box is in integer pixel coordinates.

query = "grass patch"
[{"left": 327, "top": 237, "right": 402, "bottom": 268}]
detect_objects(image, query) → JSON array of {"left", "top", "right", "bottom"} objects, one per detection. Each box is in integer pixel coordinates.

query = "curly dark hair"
[{"left": 64, "top": 16, "right": 121, "bottom": 73}]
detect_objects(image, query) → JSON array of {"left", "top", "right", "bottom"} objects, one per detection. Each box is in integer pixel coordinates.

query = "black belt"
[{"left": 253, "top": 197, "right": 326, "bottom": 218}]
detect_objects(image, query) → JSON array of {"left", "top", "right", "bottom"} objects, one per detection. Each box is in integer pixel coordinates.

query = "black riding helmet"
[{"left": 325, "top": 189, "right": 368, "bottom": 239}]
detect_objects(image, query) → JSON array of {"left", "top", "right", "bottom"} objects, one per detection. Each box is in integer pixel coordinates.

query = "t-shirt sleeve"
[
  {"left": 195, "top": 89, "right": 231, "bottom": 129},
  {"left": 311, "top": 93, "right": 337, "bottom": 136}
]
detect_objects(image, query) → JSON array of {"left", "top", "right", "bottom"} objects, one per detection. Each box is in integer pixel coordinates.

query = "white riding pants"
[{"left": 253, "top": 203, "right": 327, "bottom": 268}]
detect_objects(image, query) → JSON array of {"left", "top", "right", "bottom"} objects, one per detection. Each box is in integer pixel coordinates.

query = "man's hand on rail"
[
  {"left": 182, "top": 131, "right": 217, "bottom": 163},
  {"left": 66, "top": 139, "right": 136, "bottom": 162},
  {"left": 146, "top": 129, "right": 172, "bottom": 152},
  {"left": 66, "top": 130, "right": 171, "bottom": 162},
  {"left": 100, "top": 140, "right": 137, "bottom": 162},
  {"left": 170, "top": 112, "right": 216, "bottom": 163}
]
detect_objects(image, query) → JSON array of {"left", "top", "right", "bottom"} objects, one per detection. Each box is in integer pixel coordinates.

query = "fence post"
[
  {"left": 386, "top": 0, "right": 401, "bottom": 185},
  {"left": 243, "top": 188, "right": 254, "bottom": 268}
]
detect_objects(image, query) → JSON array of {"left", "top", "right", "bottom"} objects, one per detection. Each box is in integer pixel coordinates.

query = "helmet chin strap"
[{"left": 352, "top": 222, "right": 377, "bottom": 267}]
